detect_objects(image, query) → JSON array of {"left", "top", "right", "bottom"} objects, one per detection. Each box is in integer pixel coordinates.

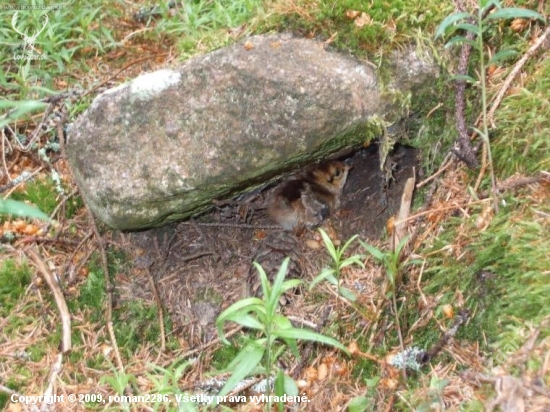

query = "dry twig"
[
  {"left": 41, "top": 353, "right": 63, "bottom": 411},
  {"left": 480, "top": 171, "right": 550, "bottom": 198},
  {"left": 452, "top": 0, "right": 479, "bottom": 169},
  {"left": 416, "top": 153, "right": 453, "bottom": 189},
  {"left": 419, "top": 309, "right": 470, "bottom": 364},
  {"left": 146, "top": 265, "right": 166, "bottom": 354},
  {"left": 26, "top": 248, "right": 72, "bottom": 353},
  {"left": 487, "top": 26, "right": 550, "bottom": 127},
  {"left": 391, "top": 174, "right": 416, "bottom": 252},
  {"left": 180, "top": 325, "right": 243, "bottom": 359}
]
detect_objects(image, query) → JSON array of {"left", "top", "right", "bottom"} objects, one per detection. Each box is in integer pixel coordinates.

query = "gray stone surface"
[{"left": 67, "top": 33, "right": 435, "bottom": 230}]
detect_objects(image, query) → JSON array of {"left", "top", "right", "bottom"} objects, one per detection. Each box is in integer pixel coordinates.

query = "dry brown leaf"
[
  {"left": 345, "top": 10, "right": 360, "bottom": 19},
  {"left": 354, "top": 12, "right": 371, "bottom": 28},
  {"left": 487, "top": 64, "right": 498, "bottom": 77},
  {"left": 297, "top": 379, "right": 308, "bottom": 389},
  {"left": 6, "top": 401, "right": 23, "bottom": 412},
  {"left": 379, "top": 377, "right": 398, "bottom": 389},
  {"left": 12, "top": 220, "right": 27, "bottom": 231},
  {"left": 386, "top": 216, "right": 395, "bottom": 236},
  {"left": 254, "top": 230, "right": 267, "bottom": 240},
  {"left": 506, "top": 86, "right": 523, "bottom": 96},
  {"left": 333, "top": 361, "right": 349, "bottom": 377},
  {"left": 305, "top": 239, "right": 321, "bottom": 250},
  {"left": 443, "top": 304, "right": 454, "bottom": 319},
  {"left": 317, "top": 363, "right": 328, "bottom": 380},
  {"left": 305, "top": 366, "right": 318, "bottom": 382},
  {"left": 348, "top": 341, "right": 360, "bottom": 355},
  {"left": 22, "top": 224, "right": 40, "bottom": 235},
  {"left": 476, "top": 206, "right": 494, "bottom": 230},
  {"left": 510, "top": 18, "right": 529, "bottom": 32}
]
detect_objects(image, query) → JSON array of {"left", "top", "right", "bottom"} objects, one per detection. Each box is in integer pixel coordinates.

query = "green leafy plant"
[
  {"left": 147, "top": 361, "right": 198, "bottom": 412},
  {"left": 0, "top": 198, "right": 51, "bottom": 221},
  {"left": 360, "top": 237, "right": 413, "bottom": 353},
  {"left": 10, "top": 177, "right": 64, "bottom": 217},
  {"left": 310, "top": 228, "right": 365, "bottom": 302},
  {"left": 100, "top": 363, "right": 136, "bottom": 412},
  {"left": 216, "top": 257, "right": 349, "bottom": 411},
  {"left": 0, "top": 100, "right": 48, "bottom": 129},
  {"left": 435, "top": 0, "right": 545, "bottom": 210},
  {"left": 310, "top": 228, "right": 365, "bottom": 337}
]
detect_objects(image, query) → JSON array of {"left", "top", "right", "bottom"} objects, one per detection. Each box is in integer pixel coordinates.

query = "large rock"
[{"left": 67, "top": 33, "right": 434, "bottom": 230}]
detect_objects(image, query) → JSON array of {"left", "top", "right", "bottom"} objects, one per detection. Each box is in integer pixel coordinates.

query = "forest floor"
[{"left": 1, "top": 0, "right": 549, "bottom": 411}]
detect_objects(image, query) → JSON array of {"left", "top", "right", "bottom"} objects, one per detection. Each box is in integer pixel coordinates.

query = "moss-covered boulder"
[{"left": 67, "top": 33, "right": 436, "bottom": 230}]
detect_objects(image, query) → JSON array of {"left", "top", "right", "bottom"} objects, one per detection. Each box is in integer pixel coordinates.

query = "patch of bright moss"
[
  {"left": 8, "top": 179, "right": 83, "bottom": 220},
  {"left": 27, "top": 343, "right": 48, "bottom": 362},
  {"left": 115, "top": 300, "right": 160, "bottom": 354},
  {"left": 11, "top": 178, "right": 60, "bottom": 216},
  {"left": 0, "top": 259, "right": 31, "bottom": 316},
  {"left": 419, "top": 200, "right": 550, "bottom": 352},
  {"left": 211, "top": 342, "right": 242, "bottom": 371},
  {"left": 86, "top": 352, "right": 107, "bottom": 370},
  {"left": 72, "top": 268, "right": 105, "bottom": 315},
  {"left": 0, "top": 377, "right": 23, "bottom": 409},
  {"left": 492, "top": 57, "right": 550, "bottom": 175}
]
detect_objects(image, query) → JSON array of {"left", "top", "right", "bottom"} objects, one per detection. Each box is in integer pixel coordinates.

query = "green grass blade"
[
  {"left": 318, "top": 228, "right": 337, "bottom": 261},
  {"left": 219, "top": 342, "right": 265, "bottom": 397},
  {"left": 485, "top": 8, "right": 545, "bottom": 22},
  {"left": 359, "top": 241, "right": 385, "bottom": 261},
  {"left": 444, "top": 35, "right": 481, "bottom": 51},
  {"left": 339, "top": 286, "right": 357, "bottom": 302},
  {"left": 455, "top": 22, "right": 481, "bottom": 37},
  {"left": 488, "top": 49, "right": 519, "bottom": 65},
  {"left": 271, "top": 257, "right": 290, "bottom": 304},
  {"left": 274, "top": 329, "right": 349, "bottom": 355},
  {"left": 0, "top": 199, "right": 51, "bottom": 221},
  {"left": 309, "top": 268, "right": 336, "bottom": 290},
  {"left": 435, "top": 11, "right": 472, "bottom": 38},
  {"left": 0, "top": 100, "right": 48, "bottom": 128}
]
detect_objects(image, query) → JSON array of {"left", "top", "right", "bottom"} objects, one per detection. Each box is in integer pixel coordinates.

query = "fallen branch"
[
  {"left": 451, "top": 0, "right": 482, "bottom": 169},
  {"left": 146, "top": 266, "right": 166, "bottom": 354},
  {"left": 394, "top": 198, "right": 492, "bottom": 226},
  {"left": 480, "top": 171, "right": 549, "bottom": 198},
  {"left": 180, "top": 325, "right": 242, "bottom": 359},
  {"left": 89, "top": 211, "right": 125, "bottom": 373},
  {"left": 391, "top": 173, "right": 416, "bottom": 252},
  {"left": 41, "top": 353, "right": 63, "bottom": 412},
  {"left": 179, "top": 221, "right": 281, "bottom": 230},
  {"left": 416, "top": 153, "right": 453, "bottom": 189},
  {"left": 418, "top": 309, "right": 470, "bottom": 364},
  {"left": 26, "top": 247, "right": 72, "bottom": 353},
  {"left": 487, "top": 26, "right": 550, "bottom": 128}
]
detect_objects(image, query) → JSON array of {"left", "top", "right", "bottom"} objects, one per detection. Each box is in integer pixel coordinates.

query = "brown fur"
[{"left": 267, "top": 161, "right": 351, "bottom": 234}]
